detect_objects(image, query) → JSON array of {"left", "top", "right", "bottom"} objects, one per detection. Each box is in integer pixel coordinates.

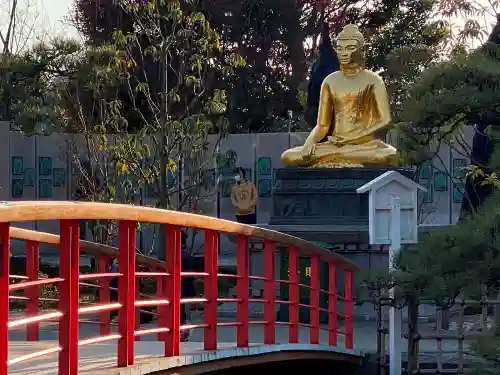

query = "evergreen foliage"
[{"left": 73, "top": 0, "right": 445, "bottom": 132}]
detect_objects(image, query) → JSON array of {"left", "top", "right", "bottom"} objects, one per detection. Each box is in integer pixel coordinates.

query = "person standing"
[{"left": 230, "top": 167, "right": 258, "bottom": 225}]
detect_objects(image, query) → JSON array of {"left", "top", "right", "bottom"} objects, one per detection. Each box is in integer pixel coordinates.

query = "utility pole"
[
  {"left": 388, "top": 197, "right": 402, "bottom": 375},
  {"left": 159, "top": 51, "right": 168, "bottom": 210},
  {"left": 177, "top": 147, "right": 183, "bottom": 208},
  {"left": 158, "top": 0, "right": 168, "bottom": 260},
  {"left": 287, "top": 110, "right": 293, "bottom": 149},
  {"left": 215, "top": 145, "right": 221, "bottom": 220},
  {"left": 215, "top": 145, "right": 221, "bottom": 254}
]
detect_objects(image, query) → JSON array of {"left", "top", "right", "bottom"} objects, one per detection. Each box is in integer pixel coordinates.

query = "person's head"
[
  {"left": 234, "top": 167, "right": 245, "bottom": 183},
  {"left": 336, "top": 24, "right": 365, "bottom": 69}
]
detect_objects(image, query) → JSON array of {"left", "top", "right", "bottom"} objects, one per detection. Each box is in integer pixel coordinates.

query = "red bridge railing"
[{"left": 0, "top": 201, "right": 359, "bottom": 375}]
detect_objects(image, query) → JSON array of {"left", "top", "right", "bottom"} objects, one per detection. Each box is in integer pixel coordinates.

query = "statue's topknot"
[{"left": 337, "top": 24, "right": 365, "bottom": 45}]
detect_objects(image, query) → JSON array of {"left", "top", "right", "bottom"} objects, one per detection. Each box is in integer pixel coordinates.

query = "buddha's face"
[{"left": 337, "top": 39, "right": 361, "bottom": 66}]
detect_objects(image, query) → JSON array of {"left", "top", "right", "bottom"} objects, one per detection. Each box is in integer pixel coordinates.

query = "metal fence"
[{"left": 376, "top": 294, "right": 500, "bottom": 375}]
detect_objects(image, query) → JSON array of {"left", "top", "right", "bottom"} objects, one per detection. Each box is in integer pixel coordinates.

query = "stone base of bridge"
[{"left": 8, "top": 341, "right": 364, "bottom": 375}]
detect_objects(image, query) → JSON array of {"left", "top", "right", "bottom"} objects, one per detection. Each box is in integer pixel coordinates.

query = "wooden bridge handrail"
[
  {"left": 1, "top": 201, "right": 359, "bottom": 269},
  {"left": 9, "top": 227, "right": 164, "bottom": 270}
]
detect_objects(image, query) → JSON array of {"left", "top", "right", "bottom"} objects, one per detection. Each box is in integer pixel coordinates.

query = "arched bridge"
[{"left": 0, "top": 201, "right": 364, "bottom": 374}]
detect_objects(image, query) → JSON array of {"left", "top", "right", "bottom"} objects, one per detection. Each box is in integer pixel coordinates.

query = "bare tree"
[{"left": 0, "top": 0, "right": 51, "bottom": 55}]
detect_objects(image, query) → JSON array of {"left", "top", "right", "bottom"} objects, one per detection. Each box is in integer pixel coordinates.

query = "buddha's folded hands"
[
  {"left": 327, "top": 135, "right": 344, "bottom": 144},
  {"left": 327, "top": 133, "right": 363, "bottom": 145}
]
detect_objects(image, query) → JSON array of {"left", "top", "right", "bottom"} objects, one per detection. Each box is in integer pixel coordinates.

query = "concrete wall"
[
  {"left": 0, "top": 124, "right": 473, "bottom": 258},
  {"left": 0, "top": 124, "right": 475, "bottom": 318}
]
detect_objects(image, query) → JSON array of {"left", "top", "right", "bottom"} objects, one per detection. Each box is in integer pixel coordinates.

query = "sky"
[
  {"left": 38, "top": 0, "right": 79, "bottom": 39},
  {"left": 0, "top": 0, "right": 79, "bottom": 52},
  {"left": 2, "top": 0, "right": 498, "bottom": 51}
]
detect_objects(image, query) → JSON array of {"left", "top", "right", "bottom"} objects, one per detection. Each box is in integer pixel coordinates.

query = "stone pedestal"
[{"left": 270, "top": 167, "right": 413, "bottom": 228}]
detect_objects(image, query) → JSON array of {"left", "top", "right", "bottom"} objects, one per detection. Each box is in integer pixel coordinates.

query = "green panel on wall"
[
  {"left": 222, "top": 149, "right": 237, "bottom": 169},
  {"left": 39, "top": 157, "right": 52, "bottom": 176},
  {"left": 39, "top": 178, "right": 53, "bottom": 198},
  {"left": 453, "top": 183, "right": 464, "bottom": 203},
  {"left": 419, "top": 179, "right": 433, "bottom": 203},
  {"left": 434, "top": 171, "right": 448, "bottom": 192},
  {"left": 453, "top": 158, "right": 467, "bottom": 179},
  {"left": 24, "top": 168, "right": 35, "bottom": 187},
  {"left": 53, "top": 168, "right": 66, "bottom": 187},
  {"left": 11, "top": 156, "right": 23, "bottom": 175},
  {"left": 11, "top": 178, "right": 23, "bottom": 198},
  {"left": 420, "top": 161, "right": 433, "bottom": 179},
  {"left": 258, "top": 178, "right": 272, "bottom": 197},
  {"left": 258, "top": 157, "right": 272, "bottom": 175}
]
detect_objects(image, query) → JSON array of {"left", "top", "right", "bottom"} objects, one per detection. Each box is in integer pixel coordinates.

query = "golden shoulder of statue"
[{"left": 281, "top": 24, "right": 397, "bottom": 168}]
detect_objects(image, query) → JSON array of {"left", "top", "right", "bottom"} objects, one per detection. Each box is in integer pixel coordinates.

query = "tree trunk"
[
  {"left": 441, "top": 307, "right": 450, "bottom": 330},
  {"left": 407, "top": 295, "right": 420, "bottom": 375},
  {"left": 284, "top": 8, "right": 307, "bottom": 112},
  {"left": 494, "top": 288, "right": 500, "bottom": 335},
  {"left": 158, "top": 46, "right": 168, "bottom": 260}
]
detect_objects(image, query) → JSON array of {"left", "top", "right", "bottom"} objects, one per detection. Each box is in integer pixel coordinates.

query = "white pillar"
[{"left": 389, "top": 196, "right": 402, "bottom": 375}]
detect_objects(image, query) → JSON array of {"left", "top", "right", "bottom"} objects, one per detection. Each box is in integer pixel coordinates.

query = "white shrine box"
[{"left": 356, "top": 171, "right": 426, "bottom": 245}]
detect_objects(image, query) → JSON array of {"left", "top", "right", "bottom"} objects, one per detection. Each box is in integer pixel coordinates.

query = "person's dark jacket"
[{"left": 181, "top": 249, "right": 196, "bottom": 298}]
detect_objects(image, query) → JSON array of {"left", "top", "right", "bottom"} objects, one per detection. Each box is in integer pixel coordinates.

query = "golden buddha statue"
[{"left": 281, "top": 24, "right": 397, "bottom": 168}]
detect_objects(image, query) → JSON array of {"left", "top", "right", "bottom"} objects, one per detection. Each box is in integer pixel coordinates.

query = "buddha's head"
[{"left": 336, "top": 24, "right": 365, "bottom": 69}]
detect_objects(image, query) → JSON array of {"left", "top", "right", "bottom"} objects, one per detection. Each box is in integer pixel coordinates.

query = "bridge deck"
[
  {"left": 9, "top": 341, "right": 363, "bottom": 375},
  {"left": 8, "top": 320, "right": 364, "bottom": 375}
]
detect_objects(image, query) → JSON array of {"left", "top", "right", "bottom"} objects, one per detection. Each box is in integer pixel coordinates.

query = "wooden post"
[
  {"left": 288, "top": 246, "right": 299, "bottom": 344},
  {"left": 0, "top": 223, "right": 10, "bottom": 375},
  {"left": 26, "top": 241, "right": 39, "bottom": 341},
  {"left": 236, "top": 235, "right": 249, "bottom": 347},
  {"left": 328, "top": 262, "right": 337, "bottom": 346},
  {"left": 164, "top": 225, "right": 181, "bottom": 357},
  {"left": 264, "top": 240, "right": 276, "bottom": 345},
  {"left": 310, "top": 255, "right": 320, "bottom": 344},
  {"left": 58, "top": 220, "right": 80, "bottom": 375},
  {"left": 204, "top": 230, "right": 219, "bottom": 350},
  {"left": 344, "top": 268, "right": 354, "bottom": 350},
  {"left": 117, "top": 221, "right": 136, "bottom": 367}
]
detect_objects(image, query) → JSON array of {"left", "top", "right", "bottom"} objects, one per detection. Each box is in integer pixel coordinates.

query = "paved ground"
[{"left": 6, "top": 311, "right": 468, "bottom": 374}]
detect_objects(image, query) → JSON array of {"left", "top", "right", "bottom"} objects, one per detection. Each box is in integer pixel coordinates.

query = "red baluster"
[
  {"left": 310, "top": 255, "right": 320, "bottom": 344},
  {"left": 98, "top": 255, "right": 110, "bottom": 336},
  {"left": 204, "top": 230, "right": 218, "bottom": 351},
  {"left": 157, "top": 276, "right": 165, "bottom": 341},
  {"left": 26, "top": 240, "right": 39, "bottom": 341},
  {"left": 288, "top": 246, "right": 299, "bottom": 344},
  {"left": 135, "top": 278, "right": 141, "bottom": 341},
  {"left": 59, "top": 220, "right": 80, "bottom": 375},
  {"left": 264, "top": 240, "right": 276, "bottom": 345},
  {"left": 328, "top": 262, "right": 337, "bottom": 346},
  {"left": 236, "top": 235, "right": 249, "bottom": 347},
  {"left": 0, "top": 223, "right": 10, "bottom": 375},
  {"left": 164, "top": 225, "right": 181, "bottom": 357},
  {"left": 117, "top": 221, "right": 136, "bottom": 367},
  {"left": 344, "top": 268, "right": 354, "bottom": 349}
]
